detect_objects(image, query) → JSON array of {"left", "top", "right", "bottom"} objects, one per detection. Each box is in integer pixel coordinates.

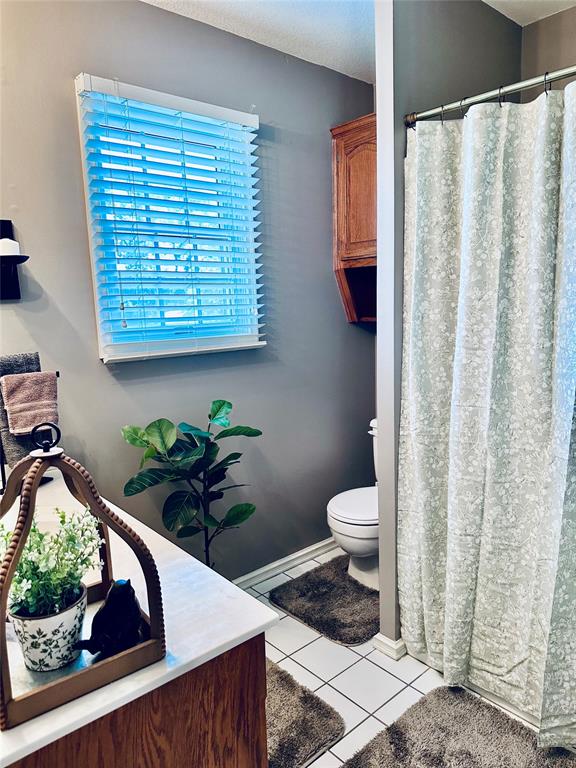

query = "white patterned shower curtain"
[{"left": 398, "top": 83, "right": 576, "bottom": 747}]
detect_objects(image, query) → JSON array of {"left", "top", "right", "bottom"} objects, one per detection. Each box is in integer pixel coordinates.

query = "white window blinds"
[{"left": 75, "top": 74, "right": 263, "bottom": 363}]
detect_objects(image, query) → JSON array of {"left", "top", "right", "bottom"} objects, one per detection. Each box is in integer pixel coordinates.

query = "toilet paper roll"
[{"left": 0, "top": 238, "right": 20, "bottom": 256}]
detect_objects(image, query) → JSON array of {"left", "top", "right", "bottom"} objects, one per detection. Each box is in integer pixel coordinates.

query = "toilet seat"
[{"left": 327, "top": 486, "right": 378, "bottom": 526}]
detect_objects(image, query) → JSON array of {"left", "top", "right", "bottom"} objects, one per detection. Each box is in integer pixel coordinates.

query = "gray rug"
[
  {"left": 269, "top": 555, "right": 379, "bottom": 645},
  {"left": 342, "top": 687, "right": 576, "bottom": 767},
  {"left": 267, "top": 660, "right": 345, "bottom": 768}
]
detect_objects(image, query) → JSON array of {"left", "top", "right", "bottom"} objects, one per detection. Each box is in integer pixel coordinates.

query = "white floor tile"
[
  {"left": 367, "top": 650, "right": 429, "bottom": 683},
  {"left": 285, "top": 560, "right": 319, "bottom": 578},
  {"left": 266, "top": 615, "right": 319, "bottom": 655},
  {"left": 265, "top": 642, "right": 285, "bottom": 663},
  {"left": 257, "top": 594, "right": 286, "bottom": 618},
  {"left": 330, "top": 717, "right": 385, "bottom": 762},
  {"left": 278, "top": 657, "right": 324, "bottom": 691},
  {"left": 330, "top": 658, "right": 405, "bottom": 713},
  {"left": 348, "top": 639, "right": 376, "bottom": 656},
  {"left": 252, "top": 572, "right": 292, "bottom": 594},
  {"left": 315, "top": 685, "right": 369, "bottom": 734},
  {"left": 292, "top": 637, "right": 359, "bottom": 681},
  {"left": 374, "top": 686, "right": 423, "bottom": 724},
  {"left": 412, "top": 667, "right": 445, "bottom": 694},
  {"left": 315, "top": 547, "right": 347, "bottom": 564},
  {"left": 308, "top": 752, "right": 343, "bottom": 767}
]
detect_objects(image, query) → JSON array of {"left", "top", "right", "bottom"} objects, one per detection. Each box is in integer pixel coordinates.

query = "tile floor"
[{"left": 246, "top": 547, "right": 442, "bottom": 766}]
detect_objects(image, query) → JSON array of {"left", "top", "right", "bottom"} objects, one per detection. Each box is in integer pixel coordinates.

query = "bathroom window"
[{"left": 75, "top": 74, "right": 263, "bottom": 364}]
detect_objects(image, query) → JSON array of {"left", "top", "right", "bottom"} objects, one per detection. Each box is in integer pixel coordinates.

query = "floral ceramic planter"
[{"left": 10, "top": 585, "right": 87, "bottom": 672}]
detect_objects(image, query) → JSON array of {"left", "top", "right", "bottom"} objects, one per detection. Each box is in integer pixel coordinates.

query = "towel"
[
  {"left": 0, "top": 352, "right": 43, "bottom": 465},
  {"left": 0, "top": 371, "right": 58, "bottom": 436}
]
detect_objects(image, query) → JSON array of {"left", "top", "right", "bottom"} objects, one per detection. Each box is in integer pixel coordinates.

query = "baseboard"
[
  {"left": 234, "top": 537, "right": 337, "bottom": 589},
  {"left": 372, "top": 632, "right": 407, "bottom": 660}
]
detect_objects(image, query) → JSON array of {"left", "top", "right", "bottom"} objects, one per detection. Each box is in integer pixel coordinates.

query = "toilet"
[{"left": 327, "top": 419, "right": 379, "bottom": 590}]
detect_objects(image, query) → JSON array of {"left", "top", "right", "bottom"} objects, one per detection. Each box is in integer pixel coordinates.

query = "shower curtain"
[{"left": 398, "top": 83, "right": 575, "bottom": 747}]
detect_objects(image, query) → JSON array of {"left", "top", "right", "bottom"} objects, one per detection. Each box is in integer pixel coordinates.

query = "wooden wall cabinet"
[{"left": 331, "top": 113, "right": 376, "bottom": 323}]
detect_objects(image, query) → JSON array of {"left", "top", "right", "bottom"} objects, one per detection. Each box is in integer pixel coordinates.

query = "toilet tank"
[{"left": 369, "top": 418, "right": 378, "bottom": 483}]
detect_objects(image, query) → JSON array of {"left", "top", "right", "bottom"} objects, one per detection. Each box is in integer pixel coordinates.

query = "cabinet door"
[{"left": 333, "top": 116, "right": 376, "bottom": 263}]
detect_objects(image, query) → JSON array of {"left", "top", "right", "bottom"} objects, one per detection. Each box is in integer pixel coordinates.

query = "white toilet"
[{"left": 327, "top": 419, "right": 379, "bottom": 591}]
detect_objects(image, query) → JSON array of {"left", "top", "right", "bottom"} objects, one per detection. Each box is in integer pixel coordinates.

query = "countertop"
[{"left": 0, "top": 470, "right": 278, "bottom": 767}]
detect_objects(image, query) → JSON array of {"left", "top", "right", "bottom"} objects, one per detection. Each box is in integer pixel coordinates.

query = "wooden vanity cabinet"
[{"left": 331, "top": 113, "right": 376, "bottom": 323}]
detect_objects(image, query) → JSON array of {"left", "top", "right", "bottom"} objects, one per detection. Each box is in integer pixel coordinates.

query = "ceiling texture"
[
  {"left": 483, "top": 0, "right": 576, "bottom": 26},
  {"left": 141, "top": 0, "right": 375, "bottom": 82},
  {"left": 141, "top": 0, "right": 576, "bottom": 85}
]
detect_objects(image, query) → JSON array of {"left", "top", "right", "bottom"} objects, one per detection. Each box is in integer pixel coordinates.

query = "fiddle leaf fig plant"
[{"left": 122, "top": 401, "right": 261, "bottom": 569}]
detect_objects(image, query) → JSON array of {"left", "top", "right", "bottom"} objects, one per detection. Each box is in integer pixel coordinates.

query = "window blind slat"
[
  {"left": 90, "top": 191, "right": 256, "bottom": 214},
  {"left": 87, "top": 167, "right": 258, "bottom": 196},
  {"left": 85, "top": 138, "right": 257, "bottom": 169},
  {"left": 82, "top": 97, "right": 255, "bottom": 145},
  {"left": 84, "top": 128, "right": 257, "bottom": 164},
  {"left": 77, "top": 78, "right": 263, "bottom": 363},
  {"left": 90, "top": 203, "right": 255, "bottom": 228}
]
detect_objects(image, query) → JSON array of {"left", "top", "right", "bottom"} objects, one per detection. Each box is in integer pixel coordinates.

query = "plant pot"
[{"left": 9, "top": 584, "right": 88, "bottom": 672}]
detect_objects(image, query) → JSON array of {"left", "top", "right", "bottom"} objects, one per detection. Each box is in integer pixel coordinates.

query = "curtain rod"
[{"left": 404, "top": 65, "right": 576, "bottom": 128}]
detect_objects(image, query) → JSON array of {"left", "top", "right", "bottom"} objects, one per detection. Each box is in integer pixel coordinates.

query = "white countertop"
[{"left": 0, "top": 471, "right": 278, "bottom": 766}]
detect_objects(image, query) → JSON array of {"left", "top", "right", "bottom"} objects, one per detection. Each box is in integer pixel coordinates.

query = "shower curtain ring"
[
  {"left": 544, "top": 71, "right": 551, "bottom": 96},
  {"left": 498, "top": 86, "right": 505, "bottom": 107},
  {"left": 440, "top": 105, "right": 445, "bottom": 126},
  {"left": 460, "top": 98, "right": 467, "bottom": 119}
]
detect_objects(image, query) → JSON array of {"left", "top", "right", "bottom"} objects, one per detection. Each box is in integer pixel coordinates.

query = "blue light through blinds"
[{"left": 77, "top": 85, "right": 262, "bottom": 363}]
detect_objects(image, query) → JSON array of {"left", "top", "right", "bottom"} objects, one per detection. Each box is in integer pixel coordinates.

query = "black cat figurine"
[{"left": 76, "top": 579, "right": 149, "bottom": 660}]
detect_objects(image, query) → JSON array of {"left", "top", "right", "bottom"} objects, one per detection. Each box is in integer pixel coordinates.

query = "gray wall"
[
  {"left": 521, "top": 6, "right": 576, "bottom": 98},
  {"left": 0, "top": 0, "right": 375, "bottom": 579},
  {"left": 376, "top": 0, "right": 522, "bottom": 639}
]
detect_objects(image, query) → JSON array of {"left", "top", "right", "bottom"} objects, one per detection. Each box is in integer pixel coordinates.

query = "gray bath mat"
[
  {"left": 342, "top": 687, "right": 576, "bottom": 767},
  {"left": 269, "top": 555, "right": 379, "bottom": 645},
  {"left": 267, "top": 660, "right": 344, "bottom": 768}
]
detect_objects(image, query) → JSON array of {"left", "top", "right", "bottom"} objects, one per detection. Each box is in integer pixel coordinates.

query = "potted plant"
[
  {"left": 122, "top": 399, "right": 262, "bottom": 569},
  {"left": 0, "top": 508, "right": 102, "bottom": 672}
]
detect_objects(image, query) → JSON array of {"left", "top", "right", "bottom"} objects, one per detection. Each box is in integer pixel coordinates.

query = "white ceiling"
[
  {"left": 483, "top": 0, "right": 576, "bottom": 26},
  {"left": 141, "top": 0, "right": 576, "bottom": 86},
  {"left": 141, "top": 0, "right": 375, "bottom": 83}
]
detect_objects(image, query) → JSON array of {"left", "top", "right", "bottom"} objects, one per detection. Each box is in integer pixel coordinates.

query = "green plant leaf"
[
  {"left": 206, "top": 467, "right": 228, "bottom": 488},
  {"left": 145, "top": 418, "right": 177, "bottom": 454},
  {"left": 209, "top": 400, "right": 233, "bottom": 427},
  {"left": 124, "top": 468, "right": 179, "bottom": 496},
  {"left": 203, "top": 512, "right": 220, "bottom": 528},
  {"left": 205, "top": 452, "right": 242, "bottom": 488},
  {"left": 223, "top": 503, "right": 256, "bottom": 527},
  {"left": 162, "top": 491, "right": 199, "bottom": 532},
  {"left": 176, "top": 525, "right": 203, "bottom": 539},
  {"left": 188, "top": 441, "right": 220, "bottom": 478},
  {"left": 209, "top": 490, "right": 224, "bottom": 502},
  {"left": 178, "top": 423, "right": 212, "bottom": 444},
  {"left": 122, "top": 425, "right": 148, "bottom": 447},
  {"left": 208, "top": 452, "right": 242, "bottom": 475},
  {"left": 215, "top": 426, "right": 262, "bottom": 439},
  {"left": 139, "top": 445, "right": 157, "bottom": 469}
]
